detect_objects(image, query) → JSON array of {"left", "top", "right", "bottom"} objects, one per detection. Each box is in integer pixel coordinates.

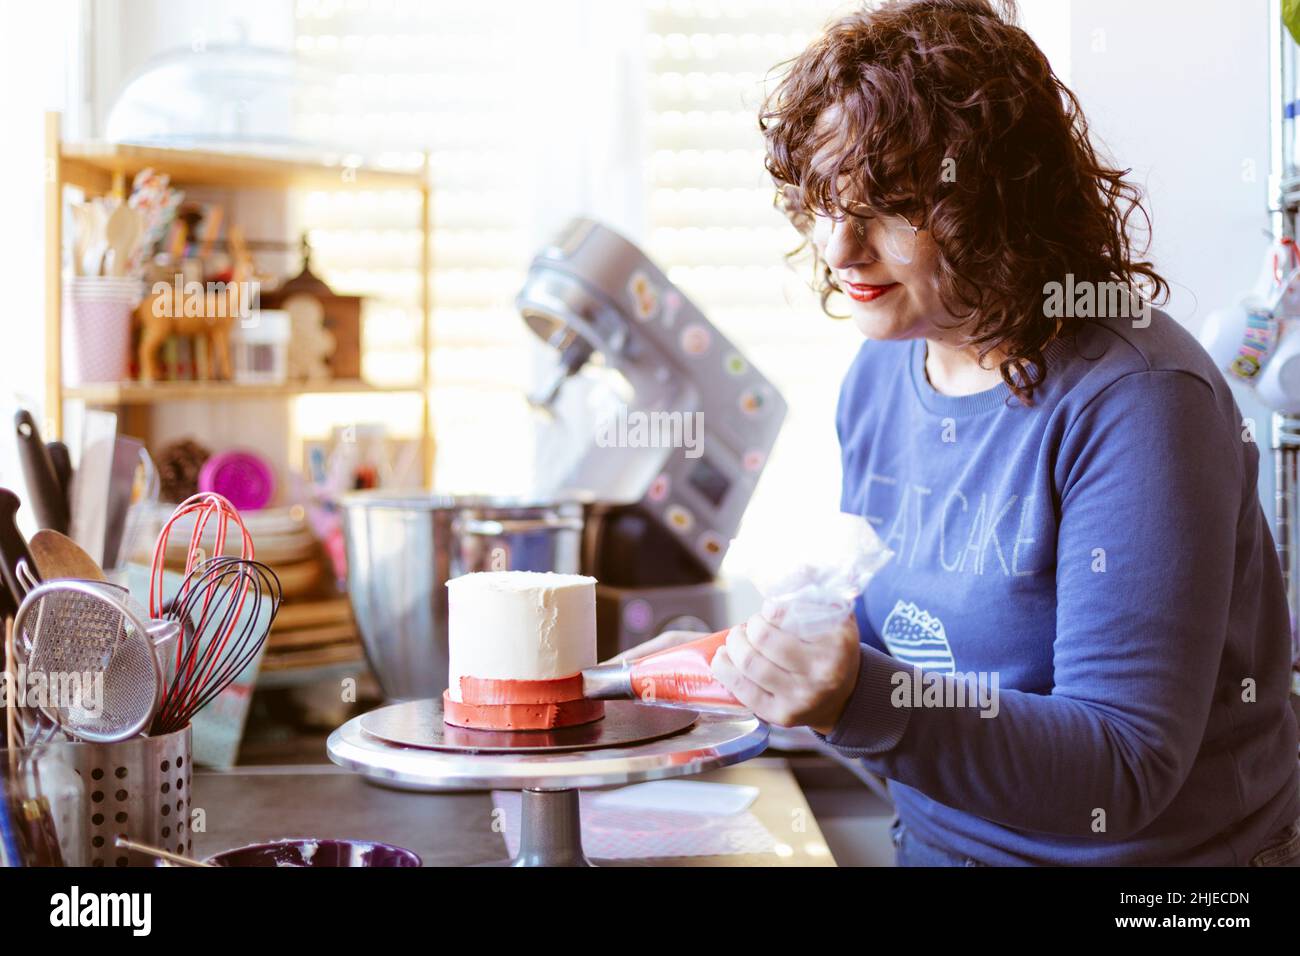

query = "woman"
[{"left": 638, "top": 0, "right": 1300, "bottom": 865}]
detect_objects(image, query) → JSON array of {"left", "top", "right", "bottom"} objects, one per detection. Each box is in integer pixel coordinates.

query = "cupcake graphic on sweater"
[{"left": 880, "top": 600, "right": 955, "bottom": 674}]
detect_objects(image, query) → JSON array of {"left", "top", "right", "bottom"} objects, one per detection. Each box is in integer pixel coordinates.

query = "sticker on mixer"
[
  {"left": 661, "top": 289, "right": 683, "bottom": 327},
  {"left": 742, "top": 449, "right": 765, "bottom": 472},
  {"left": 725, "top": 353, "right": 748, "bottom": 376},
  {"left": 738, "top": 389, "right": 765, "bottom": 415},
  {"left": 680, "top": 324, "right": 711, "bottom": 357},
  {"left": 623, "top": 599, "right": 654, "bottom": 635},
  {"left": 665, "top": 505, "right": 694, "bottom": 533},
  {"left": 628, "top": 271, "right": 660, "bottom": 321},
  {"left": 698, "top": 531, "right": 724, "bottom": 558},
  {"left": 648, "top": 473, "right": 670, "bottom": 502}
]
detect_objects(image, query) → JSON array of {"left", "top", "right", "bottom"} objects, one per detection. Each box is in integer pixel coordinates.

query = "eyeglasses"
[
  {"left": 780, "top": 185, "right": 920, "bottom": 265},
  {"left": 812, "top": 207, "right": 919, "bottom": 265}
]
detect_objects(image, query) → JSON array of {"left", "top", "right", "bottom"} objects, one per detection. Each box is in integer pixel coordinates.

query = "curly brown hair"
[{"left": 760, "top": 0, "right": 1168, "bottom": 402}]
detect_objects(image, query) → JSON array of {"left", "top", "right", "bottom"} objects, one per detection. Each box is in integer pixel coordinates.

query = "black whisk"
[{"left": 151, "top": 557, "right": 282, "bottom": 736}]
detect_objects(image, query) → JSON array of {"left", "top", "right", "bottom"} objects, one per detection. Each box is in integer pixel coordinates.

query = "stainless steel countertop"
[{"left": 190, "top": 756, "right": 838, "bottom": 866}]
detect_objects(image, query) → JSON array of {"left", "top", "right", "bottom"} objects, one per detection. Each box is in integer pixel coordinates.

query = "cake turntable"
[{"left": 327, "top": 698, "right": 768, "bottom": 866}]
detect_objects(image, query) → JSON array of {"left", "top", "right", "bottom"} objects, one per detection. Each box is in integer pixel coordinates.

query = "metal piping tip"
[{"left": 581, "top": 663, "right": 634, "bottom": 700}]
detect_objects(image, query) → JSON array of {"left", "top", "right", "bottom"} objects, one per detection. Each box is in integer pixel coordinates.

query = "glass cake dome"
[{"left": 104, "top": 43, "right": 345, "bottom": 157}]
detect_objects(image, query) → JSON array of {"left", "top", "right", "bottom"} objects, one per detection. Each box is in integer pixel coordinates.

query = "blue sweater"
[{"left": 819, "top": 309, "right": 1300, "bottom": 865}]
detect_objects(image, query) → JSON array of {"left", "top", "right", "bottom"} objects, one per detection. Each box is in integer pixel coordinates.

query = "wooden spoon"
[
  {"left": 71, "top": 204, "right": 92, "bottom": 278},
  {"left": 29, "top": 529, "right": 106, "bottom": 582},
  {"left": 84, "top": 199, "right": 109, "bottom": 276},
  {"left": 104, "top": 203, "right": 142, "bottom": 277},
  {"left": 114, "top": 837, "right": 213, "bottom": 867}
]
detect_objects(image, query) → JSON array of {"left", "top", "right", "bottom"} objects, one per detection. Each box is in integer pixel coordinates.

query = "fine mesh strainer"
[{"left": 14, "top": 580, "right": 161, "bottom": 743}]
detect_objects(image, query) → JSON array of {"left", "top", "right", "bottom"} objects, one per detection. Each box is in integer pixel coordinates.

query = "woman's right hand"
[{"left": 600, "top": 629, "right": 711, "bottom": 665}]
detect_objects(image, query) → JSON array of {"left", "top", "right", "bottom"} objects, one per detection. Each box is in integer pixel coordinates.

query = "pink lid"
[{"left": 198, "top": 450, "right": 275, "bottom": 511}]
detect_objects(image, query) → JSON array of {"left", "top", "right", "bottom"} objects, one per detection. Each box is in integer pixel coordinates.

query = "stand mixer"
[{"left": 516, "top": 218, "right": 787, "bottom": 657}]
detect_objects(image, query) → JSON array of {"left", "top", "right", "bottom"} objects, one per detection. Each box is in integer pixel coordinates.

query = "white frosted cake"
[{"left": 445, "top": 571, "right": 598, "bottom": 703}]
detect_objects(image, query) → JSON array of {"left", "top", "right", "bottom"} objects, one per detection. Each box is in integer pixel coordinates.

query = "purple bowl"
[{"left": 206, "top": 838, "right": 421, "bottom": 867}]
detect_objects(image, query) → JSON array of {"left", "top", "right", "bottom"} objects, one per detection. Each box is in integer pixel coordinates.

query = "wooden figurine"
[
  {"left": 259, "top": 234, "right": 358, "bottom": 380},
  {"left": 135, "top": 226, "right": 254, "bottom": 381},
  {"left": 283, "top": 294, "right": 336, "bottom": 381}
]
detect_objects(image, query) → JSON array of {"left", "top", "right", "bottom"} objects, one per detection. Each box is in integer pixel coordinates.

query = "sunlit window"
[{"left": 290, "top": 0, "right": 1070, "bottom": 555}]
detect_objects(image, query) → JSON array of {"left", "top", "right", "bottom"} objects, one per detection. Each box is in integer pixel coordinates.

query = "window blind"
[
  {"left": 293, "top": 0, "right": 544, "bottom": 493},
  {"left": 292, "top": 0, "right": 864, "bottom": 543},
  {"left": 643, "top": 0, "right": 864, "bottom": 552}
]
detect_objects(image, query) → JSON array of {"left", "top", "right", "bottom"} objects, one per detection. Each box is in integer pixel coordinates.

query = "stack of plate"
[
  {"left": 137, "top": 505, "right": 319, "bottom": 591},
  {"left": 261, "top": 595, "right": 364, "bottom": 674},
  {"left": 133, "top": 504, "right": 365, "bottom": 677}
]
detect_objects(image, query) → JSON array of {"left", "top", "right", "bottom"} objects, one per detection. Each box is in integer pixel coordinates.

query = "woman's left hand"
[{"left": 710, "top": 611, "right": 861, "bottom": 734}]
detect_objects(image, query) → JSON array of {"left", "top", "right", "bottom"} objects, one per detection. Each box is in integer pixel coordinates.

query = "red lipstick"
[{"left": 843, "top": 281, "right": 899, "bottom": 303}]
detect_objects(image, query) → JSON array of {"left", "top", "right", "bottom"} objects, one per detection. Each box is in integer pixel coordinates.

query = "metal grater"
[
  {"left": 28, "top": 585, "right": 126, "bottom": 673},
  {"left": 15, "top": 580, "right": 162, "bottom": 743}
]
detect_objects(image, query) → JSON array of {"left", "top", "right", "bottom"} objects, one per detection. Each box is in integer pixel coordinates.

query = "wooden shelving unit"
[
  {"left": 63, "top": 379, "right": 425, "bottom": 404},
  {"left": 58, "top": 141, "right": 426, "bottom": 194},
  {"left": 42, "top": 111, "right": 435, "bottom": 483}
]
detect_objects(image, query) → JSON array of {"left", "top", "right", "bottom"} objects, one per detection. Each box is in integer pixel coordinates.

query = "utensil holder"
[{"left": 60, "top": 725, "right": 192, "bottom": 867}]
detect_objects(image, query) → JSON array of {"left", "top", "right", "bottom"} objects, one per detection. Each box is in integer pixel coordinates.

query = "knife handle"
[
  {"left": 0, "top": 489, "right": 40, "bottom": 610},
  {"left": 13, "top": 411, "right": 69, "bottom": 534},
  {"left": 46, "top": 441, "right": 73, "bottom": 512}
]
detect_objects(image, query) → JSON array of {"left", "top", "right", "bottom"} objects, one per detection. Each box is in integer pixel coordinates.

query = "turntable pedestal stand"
[
  {"left": 511, "top": 789, "right": 586, "bottom": 867},
  {"left": 327, "top": 699, "right": 768, "bottom": 866}
]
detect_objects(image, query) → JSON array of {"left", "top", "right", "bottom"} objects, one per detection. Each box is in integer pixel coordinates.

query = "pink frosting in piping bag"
[{"left": 628, "top": 630, "right": 743, "bottom": 709}]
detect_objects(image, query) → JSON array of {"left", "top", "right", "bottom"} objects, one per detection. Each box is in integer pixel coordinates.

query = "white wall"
[
  {"left": 1066, "top": 0, "right": 1277, "bottom": 507},
  {"left": 0, "top": 2, "right": 75, "bottom": 530}
]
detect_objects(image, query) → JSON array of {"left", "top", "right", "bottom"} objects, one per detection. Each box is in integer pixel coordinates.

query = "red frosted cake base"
[
  {"left": 442, "top": 688, "right": 605, "bottom": 731},
  {"left": 458, "top": 674, "right": 586, "bottom": 706}
]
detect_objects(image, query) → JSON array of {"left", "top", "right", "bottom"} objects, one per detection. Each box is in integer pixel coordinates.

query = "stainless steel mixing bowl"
[{"left": 341, "top": 493, "right": 584, "bottom": 700}]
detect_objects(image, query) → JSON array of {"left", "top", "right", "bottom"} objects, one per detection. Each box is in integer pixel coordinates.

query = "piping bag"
[{"left": 582, "top": 513, "right": 893, "bottom": 713}]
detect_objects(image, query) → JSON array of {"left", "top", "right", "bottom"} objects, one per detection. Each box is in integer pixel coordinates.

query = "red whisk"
[
  {"left": 149, "top": 492, "right": 254, "bottom": 696},
  {"left": 149, "top": 492, "right": 253, "bottom": 614},
  {"left": 151, "top": 557, "right": 281, "bottom": 735}
]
